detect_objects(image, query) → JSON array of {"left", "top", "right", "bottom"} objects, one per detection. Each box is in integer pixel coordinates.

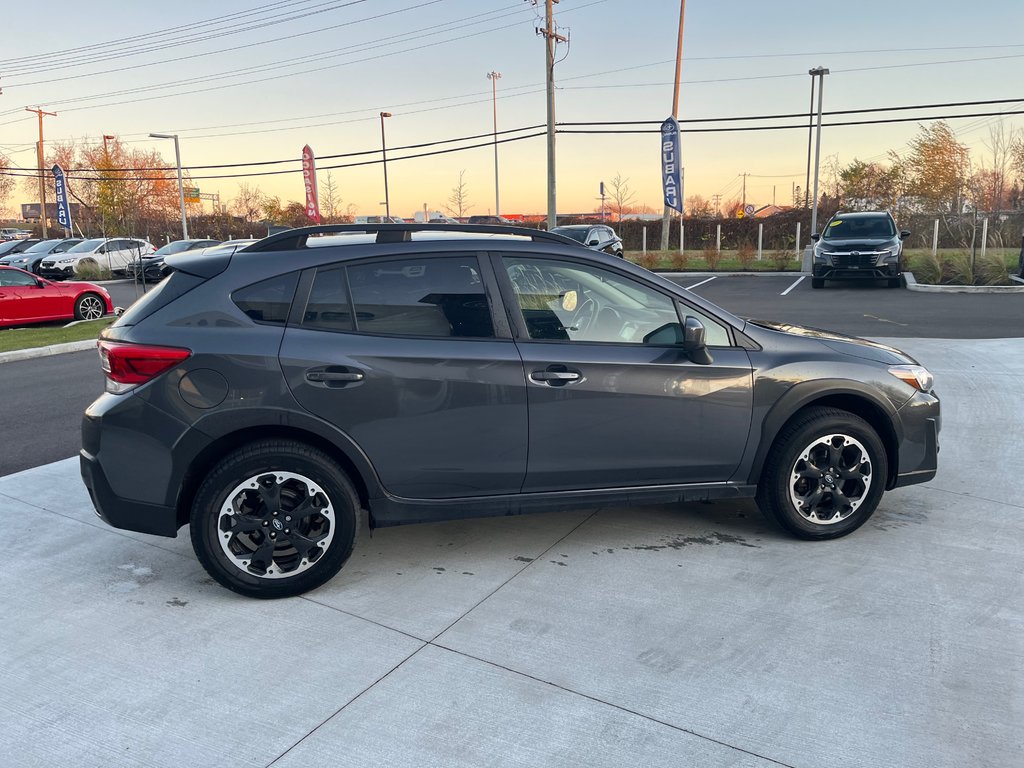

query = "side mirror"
[
  {"left": 586, "top": 239, "right": 600, "bottom": 247},
  {"left": 683, "top": 316, "right": 713, "bottom": 365},
  {"left": 810, "top": 233, "right": 821, "bottom": 242},
  {"left": 899, "top": 230, "right": 911, "bottom": 240},
  {"left": 34, "top": 279, "right": 47, "bottom": 288}
]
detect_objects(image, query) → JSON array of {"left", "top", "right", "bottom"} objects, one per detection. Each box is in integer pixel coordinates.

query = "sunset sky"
[{"left": 2, "top": 0, "right": 1023, "bottom": 219}]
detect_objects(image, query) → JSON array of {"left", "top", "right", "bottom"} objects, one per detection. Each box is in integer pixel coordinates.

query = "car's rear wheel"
[
  {"left": 74, "top": 292, "right": 105, "bottom": 320},
  {"left": 755, "top": 407, "right": 887, "bottom": 539},
  {"left": 190, "top": 440, "right": 363, "bottom": 598},
  {"left": 811, "top": 277, "right": 825, "bottom": 289}
]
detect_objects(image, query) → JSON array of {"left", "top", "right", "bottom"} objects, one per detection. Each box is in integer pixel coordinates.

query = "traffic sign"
[
  {"left": 744, "top": 204, "right": 755, "bottom": 216},
  {"left": 184, "top": 187, "right": 200, "bottom": 204}
]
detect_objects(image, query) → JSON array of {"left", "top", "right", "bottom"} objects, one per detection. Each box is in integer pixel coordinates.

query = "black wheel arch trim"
[
  {"left": 171, "top": 407, "right": 385, "bottom": 530},
  {"left": 740, "top": 379, "right": 905, "bottom": 489}
]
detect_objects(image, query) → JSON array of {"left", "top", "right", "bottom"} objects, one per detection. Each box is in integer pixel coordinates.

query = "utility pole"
[
  {"left": 804, "top": 74, "right": 816, "bottom": 208},
  {"left": 26, "top": 107, "right": 57, "bottom": 238},
  {"left": 809, "top": 66, "right": 830, "bottom": 236},
  {"left": 533, "top": 0, "right": 565, "bottom": 229},
  {"left": 741, "top": 172, "right": 748, "bottom": 210},
  {"left": 487, "top": 71, "right": 502, "bottom": 218},
  {"left": 660, "top": 0, "right": 686, "bottom": 251},
  {"left": 711, "top": 193, "right": 722, "bottom": 217}
]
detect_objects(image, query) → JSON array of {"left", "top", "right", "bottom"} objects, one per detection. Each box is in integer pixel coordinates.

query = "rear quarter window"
[{"left": 232, "top": 273, "right": 299, "bottom": 325}]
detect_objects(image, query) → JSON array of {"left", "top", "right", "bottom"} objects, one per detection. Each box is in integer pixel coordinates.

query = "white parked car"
[{"left": 38, "top": 237, "right": 155, "bottom": 280}]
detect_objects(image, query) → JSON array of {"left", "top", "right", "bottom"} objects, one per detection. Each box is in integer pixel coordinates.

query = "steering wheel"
[{"left": 571, "top": 297, "right": 597, "bottom": 335}]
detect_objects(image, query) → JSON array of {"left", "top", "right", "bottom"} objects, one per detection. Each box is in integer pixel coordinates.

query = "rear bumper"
[{"left": 80, "top": 450, "right": 179, "bottom": 537}]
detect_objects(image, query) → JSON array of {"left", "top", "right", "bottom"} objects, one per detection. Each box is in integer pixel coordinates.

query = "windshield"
[
  {"left": 550, "top": 227, "right": 588, "bottom": 244},
  {"left": 24, "top": 239, "right": 63, "bottom": 253},
  {"left": 153, "top": 240, "right": 201, "bottom": 256},
  {"left": 823, "top": 216, "right": 896, "bottom": 240},
  {"left": 67, "top": 238, "right": 106, "bottom": 253}
]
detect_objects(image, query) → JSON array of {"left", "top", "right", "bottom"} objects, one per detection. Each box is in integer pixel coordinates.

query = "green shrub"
[
  {"left": 940, "top": 251, "right": 974, "bottom": 285},
  {"left": 73, "top": 262, "right": 112, "bottom": 281},
  {"left": 912, "top": 251, "right": 942, "bottom": 284},
  {"left": 977, "top": 250, "right": 1010, "bottom": 286},
  {"left": 736, "top": 242, "right": 756, "bottom": 270},
  {"left": 768, "top": 250, "right": 793, "bottom": 271},
  {"left": 703, "top": 245, "right": 722, "bottom": 271}
]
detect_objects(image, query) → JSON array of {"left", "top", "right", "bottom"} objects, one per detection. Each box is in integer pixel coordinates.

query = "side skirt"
[{"left": 369, "top": 482, "right": 758, "bottom": 528}]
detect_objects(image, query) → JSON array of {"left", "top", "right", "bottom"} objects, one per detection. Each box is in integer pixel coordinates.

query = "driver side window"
[{"left": 502, "top": 256, "right": 678, "bottom": 344}]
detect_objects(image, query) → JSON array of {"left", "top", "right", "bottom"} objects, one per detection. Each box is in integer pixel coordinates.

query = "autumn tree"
[
  {"left": 684, "top": 194, "right": 714, "bottom": 218},
  {"left": 0, "top": 154, "right": 16, "bottom": 216},
  {"left": 445, "top": 170, "right": 472, "bottom": 219},
  {"left": 607, "top": 172, "right": 636, "bottom": 221},
  {"left": 723, "top": 197, "right": 743, "bottom": 218},
  {"left": 899, "top": 121, "right": 970, "bottom": 213},
  {"left": 838, "top": 159, "right": 905, "bottom": 211}
]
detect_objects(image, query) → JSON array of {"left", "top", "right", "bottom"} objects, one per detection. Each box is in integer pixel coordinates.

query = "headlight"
[
  {"left": 888, "top": 365, "right": 934, "bottom": 392},
  {"left": 57, "top": 257, "right": 75, "bottom": 264}
]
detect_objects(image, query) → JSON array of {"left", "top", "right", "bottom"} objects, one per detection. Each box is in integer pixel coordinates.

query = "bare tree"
[
  {"left": 0, "top": 154, "right": 16, "bottom": 217},
  {"left": 232, "top": 183, "right": 266, "bottom": 222},
  {"left": 607, "top": 172, "right": 636, "bottom": 221},
  {"left": 320, "top": 171, "right": 342, "bottom": 222},
  {"left": 444, "top": 170, "right": 472, "bottom": 219}
]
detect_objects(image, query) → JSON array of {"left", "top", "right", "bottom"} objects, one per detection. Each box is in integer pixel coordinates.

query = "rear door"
[
  {"left": 496, "top": 253, "right": 753, "bottom": 492},
  {"left": 279, "top": 252, "right": 528, "bottom": 499}
]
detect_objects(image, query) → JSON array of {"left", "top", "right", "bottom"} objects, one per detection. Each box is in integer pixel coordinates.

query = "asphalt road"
[{"left": 2, "top": 275, "right": 1021, "bottom": 476}]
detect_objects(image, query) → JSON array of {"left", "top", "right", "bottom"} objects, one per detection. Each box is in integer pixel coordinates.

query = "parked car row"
[
  {"left": 0, "top": 228, "right": 33, "bottom": 240},
  {"left": 0, "top": 238, "right": 80, "bottom": 274}
]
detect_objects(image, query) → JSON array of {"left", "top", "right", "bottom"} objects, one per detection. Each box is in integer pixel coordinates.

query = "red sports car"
[{"left": 0, "top": 266, "right": 114, "bottom": 327}]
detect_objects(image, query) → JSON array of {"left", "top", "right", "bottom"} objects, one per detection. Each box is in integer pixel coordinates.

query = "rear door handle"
[{"left": 305, "top": 367, "right": 365, "bottom": 387}]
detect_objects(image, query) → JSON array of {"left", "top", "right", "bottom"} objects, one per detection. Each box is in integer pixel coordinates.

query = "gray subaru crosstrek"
[{"left": 81, "top": 224, "right": 940, "bottom": 598}]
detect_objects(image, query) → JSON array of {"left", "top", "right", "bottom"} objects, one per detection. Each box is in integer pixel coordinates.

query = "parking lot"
[{"left": 2, "top": 328, "right": 1022, "bottom": 767}]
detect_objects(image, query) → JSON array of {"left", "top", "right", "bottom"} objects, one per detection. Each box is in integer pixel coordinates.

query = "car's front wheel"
[
  {"left": 190, "top": 440, "right": 363, "bottom": 598},
  {"left": 756, "top": 407, "right": 887, "bottom": 539},
  {"left": 74, "top": 292, "right": 105, "bottom": 320}
]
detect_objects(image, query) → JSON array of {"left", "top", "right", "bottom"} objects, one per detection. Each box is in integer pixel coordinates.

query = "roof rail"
[{"left": 241, "top": 223, "right": 579, "bottom": 252}]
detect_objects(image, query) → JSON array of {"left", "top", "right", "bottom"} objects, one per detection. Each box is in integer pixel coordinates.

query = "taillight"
[{"left": 98, "top": 340, "right": 191, "bottom": 394}]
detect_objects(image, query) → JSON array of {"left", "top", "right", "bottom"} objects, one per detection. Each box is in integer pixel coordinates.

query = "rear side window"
[
  {"left": 345, "top": 256, "right": 494, "bottom": 338},
  {"left": 232, "top": 273, "right": 298, "bottom": 325},
  {"left": 302, "top": 267, "right": 353, "bottom": 332}
]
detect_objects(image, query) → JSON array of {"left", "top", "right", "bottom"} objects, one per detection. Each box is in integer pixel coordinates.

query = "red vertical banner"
[{"left": 301, "top": 144, "right": 321, "bottom": 224}]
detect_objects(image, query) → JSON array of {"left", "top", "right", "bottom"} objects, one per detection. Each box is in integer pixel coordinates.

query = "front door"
[
  {"left": 497, "top": 254, "right": 753, "bottom": 493},
  {"left": 280, "top": 253, "right": 528, "bottom": 500}
]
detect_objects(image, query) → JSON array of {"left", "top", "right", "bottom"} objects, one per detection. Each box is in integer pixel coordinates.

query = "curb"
[
  {"left": 654, "top": 270, "right": 805, "bottom": 278},
  {"left": 0, "top": 339, "right": 97, "bottom": 364},
  {"left": 904, "top": 272, "right": 1024, "bottom": 294}
]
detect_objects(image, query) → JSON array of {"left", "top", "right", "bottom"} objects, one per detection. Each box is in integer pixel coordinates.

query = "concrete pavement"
[{"left": 0, "top": 337, "right": 1021, "bottom": 767}]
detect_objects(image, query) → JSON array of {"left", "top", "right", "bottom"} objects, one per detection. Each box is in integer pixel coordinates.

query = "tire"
[
  {"left": 755, "top": 407, "right": 887, "bottom": 540},
  {"left": 615, "top": 251, "right": 624, "bottom": 259},
  {"left": 74, "top": 292, "right": 105, "bottom": 321},
  {"left": 811, "top": 277, "right": 825, "bottom": 289},
  {"left": 190, "top": 440, "right": 364, "bottom": 598}
]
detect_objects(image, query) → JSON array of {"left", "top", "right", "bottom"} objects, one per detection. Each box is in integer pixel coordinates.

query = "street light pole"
[
  {"left": 380, "top": 112, "right": 392, "bottom": 219},
  {"left": 808, "top": 67, "right": 829, "bottom": 237},
  {"left": 150, "top": 132, "right": 188, "bottom": 239},
  {"left": 487, "top": 71, "right": 502, "bottom": 218},
  {"left": 804, "top": 74, "right": 816, "bottom": 208}
]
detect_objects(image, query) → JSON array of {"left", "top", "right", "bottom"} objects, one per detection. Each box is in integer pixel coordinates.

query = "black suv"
[
  {"left": 550, "top": 224, "right": 624, "bottom": 258},
  {"left": 811, "top": 211, "right": 909, "bottom": 288},
  {"left": 81, "top": 224, "right": 939, "bottom": 598}
]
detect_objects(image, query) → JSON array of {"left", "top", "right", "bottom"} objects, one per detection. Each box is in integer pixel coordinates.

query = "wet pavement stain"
[
  {"left": 433, "top": 567, "right": 446, "bottom": 573},
  {"left": 550, "top": 560, "right": 568, "bottom": 567},
  {"left": 165, "top": 598, "right": 187, "bottom": 608},
  {"left": 513, "top": 556, "right": 534, "bottom": 563},
  {"left": 625, "top": 532, "right": 760, "bottom": 551}
]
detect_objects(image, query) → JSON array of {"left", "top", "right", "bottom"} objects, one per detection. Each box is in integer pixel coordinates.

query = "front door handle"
[
  {"left": 305, "top": 367, "right": 365, "bottom": 387},
  {"left": 530, "top": 366, "right": 582, "bottom": 386}
]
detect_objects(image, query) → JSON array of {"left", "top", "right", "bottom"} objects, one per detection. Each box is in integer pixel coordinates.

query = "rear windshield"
[
  {"left": 153, "top": 240, "right": 202, "bottom": 256},
  {"left": 550, "top": 227, "right": 588, "bottom": 243},
  {"left": 823, "top": 217, "right": 896, "bottom": 240},
  {"left": 112, "top": 271, "right": 204, "bottom": 327}
]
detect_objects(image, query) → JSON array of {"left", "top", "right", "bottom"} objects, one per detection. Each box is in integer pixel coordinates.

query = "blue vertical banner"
[
  {"left": 51, "top": 164, "right": 74, "bottom": 231},
  {"left": 660, "top": 117, "right": 683, "bottom": 212}
]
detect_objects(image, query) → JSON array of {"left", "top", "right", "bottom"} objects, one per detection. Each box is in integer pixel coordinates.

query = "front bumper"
[
  {"left": 38, "top": 265, "right": 75, "bottom": 280},
  {"left": 892, "top": 389, "right": 940, "bottom": 488},
  {"left": 814, "top": 262, "right": 901, "bottom": 280}
]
